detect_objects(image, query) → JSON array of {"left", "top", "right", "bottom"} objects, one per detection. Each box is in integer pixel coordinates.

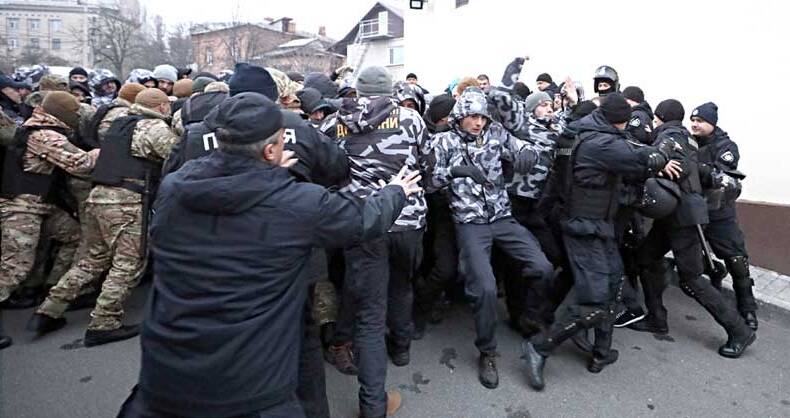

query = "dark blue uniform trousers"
[{"left": 455, "top": 217, "right": 553, "bottom": 354}]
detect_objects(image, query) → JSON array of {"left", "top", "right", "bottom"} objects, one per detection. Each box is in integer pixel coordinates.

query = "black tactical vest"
[
  {"left": 91, "top": 116, "right": 161, "bottom": 194},
  {"left": 565, "top": 133, "right": 620, "bottom": 220},
  {"left": 1, "top": 125, "right": 65, "bottom": 200},
  {"left": 181, "top": 92, "right": 227, "bottom": 125},
  {"left": 80, "top": 102, "right": 125, "bottom": 150}
]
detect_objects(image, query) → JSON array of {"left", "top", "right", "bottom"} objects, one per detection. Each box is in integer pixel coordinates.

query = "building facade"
[
  {"left": 0, "top": 0, "right": 101, "bottom": 69},
  {"left": 257, "top": 35, "right": 344, "bottom": 75},
  {"left": 331, "top": 1, "right": 405, "bottom": 82},
  {"left": 191, "top": 18, "right": 306, "bottom": 75}
]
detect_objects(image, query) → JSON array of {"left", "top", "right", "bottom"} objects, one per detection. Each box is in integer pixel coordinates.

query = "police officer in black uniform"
[
  {"left": 522, "top": 94, "right": 673, "bottom": 390},
  {"left": 691, "top": 102, "right": 758, "bottom": 330},
  {"left": 630, "top": 99, "right": 755, "bottom": 358}
]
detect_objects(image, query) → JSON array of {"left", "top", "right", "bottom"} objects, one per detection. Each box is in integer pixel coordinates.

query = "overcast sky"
[{"left": 139, "top": 0, "right": 399, "bottom": 39}]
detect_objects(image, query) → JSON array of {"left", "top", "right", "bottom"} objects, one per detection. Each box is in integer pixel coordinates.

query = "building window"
[
  {"left": 8, "top": 38, "right": 19, "bottom": 49},
  {"left": 389, "top": 46, "right": 404, "bottom": 65},
  {"left": 456, "top": 0, "right": 469, "bottom": 7},
  {"left": 7, "top": 18, "right": 19, "bottom": 32},
  {"left": 206, "top": 48, "right": 213, "bottom": 65},
  {"left": 49, "top": 19, "right": 62, "bottom": 33},
  {"left": 30, "top": 38, "right": 40, "bottom": 49},
  {"left": 29, "top": 18, "right": 41, "bottom": 32},
  {"left": 51, "top": 38, "right": 61, "bottom": 50}
]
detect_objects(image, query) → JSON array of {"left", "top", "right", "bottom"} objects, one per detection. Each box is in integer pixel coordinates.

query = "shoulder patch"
[
  {"left": 629, "top": 117, "right": 641, "bottom": 127},
  {"left": 721, "top": 151, "right": 734, "bottom": 163}
]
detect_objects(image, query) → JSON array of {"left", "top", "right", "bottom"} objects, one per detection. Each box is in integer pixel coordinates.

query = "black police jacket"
[
  {"left": 163, "top": 110, "right": 349, "bottom": 188},
  {"left": 651, "top": 121, "right": 708, "bottom": 227},
  {"left": 565, "top": 110, "right": 660, "bottom": 237},
  {"left": 627, "top": 101, "right": 654, "bottom": 145},
  {"left": 696, "top": 127, "right": 740, "bottom": 220},
  {"left": 138, "top": 150, "right": 406, "bottom": 417}
]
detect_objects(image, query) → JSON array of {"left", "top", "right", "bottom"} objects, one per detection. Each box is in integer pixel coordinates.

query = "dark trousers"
[
  {"left": 637, "top": 221, "right": 748, "bottom": 335},
  {"left": 333, "top": 231, "right": 422, "bottom": 418},
  {"left": 415, "top": 193, "right": 458, "bottom": 312},
  {"left": 117, "top": 387, "right": 304, "bottom": 418},
  {"left": 456, "top": 218, "right": 553, "bottom": 354},
  {"left": 297, "top": 287, "right": 330, "bottom": 418},
  {"left": 560, "top": 231, "right": 623, "bottom": 357},
  {"left": 386, "top": 230, "right": 424, "bottom": 351},
  {"left": 500, "top": 197, "right": 572, "bottom": 327},
  {"left": 705, "top": 215, "right": 757, "bottom": 313}
]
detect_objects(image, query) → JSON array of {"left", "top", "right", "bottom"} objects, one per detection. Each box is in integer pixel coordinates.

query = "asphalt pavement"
[{"left": 1, "top": 284, "right": 789, "bottom": 418}]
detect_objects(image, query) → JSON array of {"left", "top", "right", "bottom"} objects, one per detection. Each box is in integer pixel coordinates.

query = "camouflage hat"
[
  {"left": 38, "top": 74, "right": 69, "bottom": 92},
  {"left": 451, "top": 86, "right": 490, "bottom": 121}
]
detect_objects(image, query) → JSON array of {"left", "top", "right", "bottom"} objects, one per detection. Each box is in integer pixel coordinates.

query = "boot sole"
[
  {"left": 613, "top": 314, "right": 646, "bottom": 328},
  {"left": 719, "top": 332, "right": 756, "bottom": 359}
]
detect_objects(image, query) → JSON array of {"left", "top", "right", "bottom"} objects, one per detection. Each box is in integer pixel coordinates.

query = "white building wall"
[
  {"left": 404, "top": 0, "right": 790, "bottom": 204},
  {"left": 348, "top": 37, "right": 405, "bottom": 82}
]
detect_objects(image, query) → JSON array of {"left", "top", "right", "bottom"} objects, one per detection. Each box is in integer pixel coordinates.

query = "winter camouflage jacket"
[
  {"left": 489, "top": 89, "right": 559, "bottom": 200},
  {"left": 326, "top": 96, "right": 427, "bottom": 232},
  {"left": 433, "top": 87, "right": 545, "bottom": 224},
  {"left": 88, "top": 104, "right": 179, "bottom": 205}
]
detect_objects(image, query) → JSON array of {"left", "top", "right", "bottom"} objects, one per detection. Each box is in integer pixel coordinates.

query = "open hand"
[{"left": 378, "top": 166, "right": 423, "bottom": 197}]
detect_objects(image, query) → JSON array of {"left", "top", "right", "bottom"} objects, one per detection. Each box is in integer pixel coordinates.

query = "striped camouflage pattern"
[
  {"left": 432, "top": 88, "right": 525, "bottom": 224},
  {"left": 490, "top": 90, "right": 560, "bottom": 200},
  {"left": 332, "top": 96, "right": 428, "bottom": 231}
]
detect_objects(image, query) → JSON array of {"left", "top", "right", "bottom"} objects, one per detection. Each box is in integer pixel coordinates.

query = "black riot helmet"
[
  {"left": 593, "top": 65, "right": 619, "bottom": 95},
  {"left": 638, "top": 178, "right": 680, "bottom": 219}
]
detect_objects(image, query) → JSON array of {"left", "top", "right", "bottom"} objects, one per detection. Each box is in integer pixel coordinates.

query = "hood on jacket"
[
  {"left": 23, "top": 106, "right": 71, "bottom": 131},
  {"left": 449, "top": 87, "right": 491, "bottom": 137},
  {"left": 633, "top": 101, "right": 654, "bottom": 120},
  {"left": 171, "top": 151, "right": 291, "bottom": 215},
  {"left": 337, "top": 96, "right": 396, "bottom": 135},
  {"left": 304, "top": 72, "right": 338, "bottom": 99}
]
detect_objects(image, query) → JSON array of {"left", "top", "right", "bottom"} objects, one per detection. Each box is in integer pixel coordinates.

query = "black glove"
[
  {"left": 451, "top": 165, "right": 488, "bottom": 185},
  {"left": 698, "top": 162, "right": 713, "bottom": 181},
  {"left": 646, "top": 151, "right": 668, "bottom": 172}
]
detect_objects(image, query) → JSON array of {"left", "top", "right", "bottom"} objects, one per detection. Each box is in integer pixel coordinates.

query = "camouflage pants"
[
  {"left": 38, "top": 203, "right": 144, "bottom": 331},
  {"left": 0, "top": 208, "right": 80, "bottom": 302},
  {"left": 313, "top": 278, "right": 338, "bottom": 326}
]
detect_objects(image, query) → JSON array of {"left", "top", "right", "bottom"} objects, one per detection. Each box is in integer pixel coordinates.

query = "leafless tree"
[
  {"left": 167, "top": 24, "right": 194, "bottom": 68},
  {"left": 72, "top": 1, "right": 146, "bottom": 76}
]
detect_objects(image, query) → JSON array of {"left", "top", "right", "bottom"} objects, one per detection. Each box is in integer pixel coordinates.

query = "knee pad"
[{"left": 725, "top": 256, "right": 750, "bottom": 279}]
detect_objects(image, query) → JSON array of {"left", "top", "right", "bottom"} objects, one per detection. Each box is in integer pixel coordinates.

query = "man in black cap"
[
  {"left": 522, "top": 94, "right": 678, "bottom": 390},
  {"left": 691, "top": 102, "right": 758, "bottom": 330},
  {"left": 535, "top": 73, "right": 558, "bottom": 98},
  {"left": 622, "top": 86, "right": 654, "bottom": 145},
  {"left": 630, "top": 99, "right": 755, "bottom": 358},
  {"left": 118, "top": 92, "right": 421, "bottom": 418},
  {"left": 0, "top": 74, "right": 29, "bottom": 126}
]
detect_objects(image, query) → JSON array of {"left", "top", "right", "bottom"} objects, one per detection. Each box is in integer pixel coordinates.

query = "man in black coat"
[
  {"left": 692, "top": 102, "right": 758, "bottom": 330},
  {"left": 522, "top": 94, "right": 675, "bottom": 390},
  {"left": 117, "top": 93, "right": 421, "bottom": 418},
  {"left": 630, "top": 99, "right": 755, "bottom": 358}
]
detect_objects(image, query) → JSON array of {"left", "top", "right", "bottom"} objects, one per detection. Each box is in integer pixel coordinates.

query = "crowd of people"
[{"left": 0, "top": 57, "right": 758, "bottom": 418}]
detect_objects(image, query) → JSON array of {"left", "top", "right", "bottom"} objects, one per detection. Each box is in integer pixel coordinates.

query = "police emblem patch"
[
  {"left": 629, "top": 118, "right": 641, "bottom": 127},
  {"left": 721, "top": 151, "right": 734, "bottom": 163}
]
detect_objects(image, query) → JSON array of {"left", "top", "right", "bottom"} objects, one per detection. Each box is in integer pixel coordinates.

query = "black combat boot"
[
  {"left": 84, "top": 324, "right": 140, "bottom": 347},
  {"left": 326, "top": 342, "right": 358, "bottom": 375},
  {"left": 679, "top": 275, "right": 755, "bottom": 358},
  {"left": 521, "top": 341, "right": 546, "bottom": 390},
  {"left": 0, "top": 332, "right": 11, "bottom": 350},
  {"left": 26, "top": 313, "right": 67, "bottom": 335},
  {"left": 630, "top": 263, "right": 669, "bottom": 334},
  {"left": 386, "top": 337, "right": 410, "bottom": 367},
  {"left": 587, "top": 349, "right": 619, "bottom": 373},
  {"left": 478, "top": 352, "right": 499, "bottom": 389},
  {"left": 726, "top": 256, "right": 758, "bottom": 331}
]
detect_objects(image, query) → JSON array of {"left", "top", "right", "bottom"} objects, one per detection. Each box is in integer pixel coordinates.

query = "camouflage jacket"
[
  {"left": 326, "top": 96, "right": 428, "bottom": 231},
  {"left": 96, "top": 98, "right": 133, "bottom": 141},
  {"left": 88, "top": 104, "right": 179, "bottom": 205},
  {"left": 0, "top": 107, "right": 15, "bottom": 146},
  {"left": 22, "top": 107, "right": 95, "bottom": 178},
  {"left": 489, "top": 90, "right": 560, "bottom": 200},
  {"left": 433, "top": 88, "right": 543, "bottom": 224}
]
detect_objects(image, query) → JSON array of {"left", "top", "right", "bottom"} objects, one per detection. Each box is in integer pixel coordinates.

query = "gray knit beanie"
[
  {"left": 524, "top": 91, "right": 553, "bottom": 114},
  {"left": 355, "top": 66, "right": 393, "bottom": 97}
]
